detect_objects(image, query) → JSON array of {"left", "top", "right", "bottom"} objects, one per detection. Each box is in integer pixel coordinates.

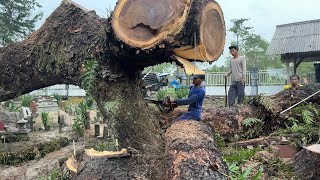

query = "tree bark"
[
  {"left": 293, "top": 144, "right": 320, "bottom": 179},
  {"left": 0, "top": 0, "right": 228, "bottom": 179},
  {"left": 201, "top": 84, "right": 320, "bottom": 139},
  {"left": 165, "top": 121, "right": 228, "bottom": 179},
  {"left": 0, "top": 0, "right": 108, "bottom": 101}
]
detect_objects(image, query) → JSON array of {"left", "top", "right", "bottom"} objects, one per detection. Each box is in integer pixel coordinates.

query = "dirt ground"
[{"left": 0, "top": 110, "right": 99, "bottom": 180}]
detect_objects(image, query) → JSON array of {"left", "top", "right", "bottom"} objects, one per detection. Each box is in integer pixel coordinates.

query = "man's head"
[
  {"left": 192, "top": 74, "right": 205, "bottom": 86},
  {"left": 290, "top": 74, "right": 300, "bottom": 86},
  {"left": 229, "top": 45, "right": 239, "bottom": 57}
]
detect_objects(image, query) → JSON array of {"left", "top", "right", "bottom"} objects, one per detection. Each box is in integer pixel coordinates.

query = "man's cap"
[
  {"left": 192, "top": 74, "right": 205, "bottom": 79},
  {"left": 229, "top": 45, "right": 239, "bottom": 51}
]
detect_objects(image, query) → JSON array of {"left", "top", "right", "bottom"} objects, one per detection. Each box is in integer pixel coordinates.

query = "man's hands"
[
  {"left": 224, "top": 74, "right": 228, "bottom": 79},
  {"left": 163, "top": 96, "right": 178, "bottom": 108},
  {"left": 241, "top": 78, "right": 245, "bottom": 85},
  {"left": 169, "top": 96, "right": 178, "bottom": 108}
]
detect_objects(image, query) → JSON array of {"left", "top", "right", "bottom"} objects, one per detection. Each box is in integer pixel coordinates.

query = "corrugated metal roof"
[{"left": 266, "top": 19, "right": 320, "bottom": 55}]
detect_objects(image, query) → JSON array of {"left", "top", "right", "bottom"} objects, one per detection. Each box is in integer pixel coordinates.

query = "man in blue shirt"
[{"left": 170, "top": 74, "right": 206, "bottom": 121}]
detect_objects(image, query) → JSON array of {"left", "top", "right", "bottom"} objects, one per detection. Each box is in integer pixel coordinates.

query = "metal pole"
[{"left": 280, "top": 90, "right": 320, "bottom": 114}]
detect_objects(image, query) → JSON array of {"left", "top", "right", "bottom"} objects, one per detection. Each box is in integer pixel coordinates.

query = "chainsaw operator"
[{"left": 169, "top": 74, "right": 206, "bottom": 121}]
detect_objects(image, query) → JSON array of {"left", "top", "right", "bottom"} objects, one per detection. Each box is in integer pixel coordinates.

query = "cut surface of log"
[
  {"left": 165, "top": 121, "right": 228, "bottom": 179},
  {"left": 85, "top": 148, "right": 130, "bottom": 158},
  {"left": 173, "top": 1, "right": 225, "bottom": 61},
  {"left": 293, "top": 144, "right": 320, "bottom": 179},
  {"left": 112, "top": 0, "right": 190, "bottom": 49},
  {"left": 112, "top": 0, "right": 225, "bottom": 62},
  {"left": 66, "top": 156, "right": 78, "bottom": 173}
]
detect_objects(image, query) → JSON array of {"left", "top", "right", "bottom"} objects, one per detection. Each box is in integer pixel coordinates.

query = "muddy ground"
[{"left": 0, "top": 96, "right": 299, "bottom": 179}]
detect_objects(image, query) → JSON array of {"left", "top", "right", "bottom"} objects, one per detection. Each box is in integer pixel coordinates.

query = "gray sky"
[{"left": 36, "top": 0, "right": 320, "bottom": 66}]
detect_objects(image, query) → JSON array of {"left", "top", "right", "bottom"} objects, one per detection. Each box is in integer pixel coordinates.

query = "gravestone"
[
  {"left": 17, "top": 119, "right": 28, "bottom": 132},
  {"left": 94, "top": 124, "right": 100, "bottom": 137},
  {"left": 0, "top": 106, "right": 19, "bottom": 124},
  {"left": 85, "top": 111, "right": 90, "bottom": 129},
  {"left": 21, "top": 107, "right": 32, "bottom": 120},
  {"left": 58, "top": 114, "right": 65, "bottom": 133}
]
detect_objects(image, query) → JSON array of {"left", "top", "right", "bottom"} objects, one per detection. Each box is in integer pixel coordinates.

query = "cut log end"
[
  {"left": 173, "top": 1, "right": 225, "bottom": 62},
  {"left": 66, "top": 157, "right": 78, "bottom": 173},
  {"left": 112, "top": 0, "right": 190, "bottom": 49}
]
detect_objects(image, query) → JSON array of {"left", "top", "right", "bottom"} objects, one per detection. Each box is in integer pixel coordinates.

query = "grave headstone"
[
  {"left": 85, "top": 111, "right": 90, "bottom": 129},
  {"left": 21, "top": 107, "right": 32, "bottom": 120},
  {"left": 30, "top": 101, "right": 37, "bottom": 114},
  {"left": 26, "top": 116, "right": 34, "bottom": 132},
  {"left": 17, "top": 119, "right": 28, "bottom": 132},
  {"left": 61, "top": 101, "right": 66, "bottom": 111},
  {"left": 94, "top": 124, "right": 100, "bottom": 137},
  {"left": 58, "top": 114, "right": 65, "bottom": 133}
]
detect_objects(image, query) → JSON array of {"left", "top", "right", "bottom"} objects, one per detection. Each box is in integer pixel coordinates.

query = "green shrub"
[
  {"left": 53, "top": 93, "right": 62, "bottom": 106},
  {"left": 20, "top": 94, "right": 34, "bottom": 107},
  {"left": 41, "top": 112, "right": 49, "bottom": 126},
  {"left": 72, "top": 102, "right": 88, "bottom": 136},
  {"left": 175, "top": 88, "right": 189, "bottom": 99},
  {"left": 156, "top": 89, "right": 168, "bottom": 101}
]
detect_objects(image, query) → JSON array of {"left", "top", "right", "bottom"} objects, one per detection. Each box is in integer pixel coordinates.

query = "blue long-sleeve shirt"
[{"left": 176, "top": 86, "right": 205, "bottom": 121}]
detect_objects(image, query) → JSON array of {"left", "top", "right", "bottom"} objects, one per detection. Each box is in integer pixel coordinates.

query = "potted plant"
[{"left": 41, "top": 112, "right": 50, "bottom": 131}]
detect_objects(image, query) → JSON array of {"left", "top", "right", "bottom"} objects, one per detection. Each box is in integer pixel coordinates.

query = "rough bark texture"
[
  {"left": 111, "top": 0, "right": 225, "bottom": 63},
  {"left": 165, "top": 121, "right": 228, "bottom": 179},
  {"left": 0, "top": 0, "right": 107, "bottom": 101},
  {"left": 200, "top": 84, "right": 320, "bottom": 138},
  {"left": 202, "top": 106, "right": 259, "bottom": 139},
  {"left": 293, "top": 144, "right": 320, "bottom": 179},
  {"left": 0, "top": 0, "right": 228, "bottom": 179}
]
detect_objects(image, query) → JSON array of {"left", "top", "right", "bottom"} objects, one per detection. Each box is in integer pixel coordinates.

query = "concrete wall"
[{"left": 205, "top": 85, "right": 283, "bottom": 96}]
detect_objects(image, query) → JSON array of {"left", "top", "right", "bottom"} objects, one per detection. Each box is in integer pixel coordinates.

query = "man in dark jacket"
[{"left": 170, "top": 74, "right": 206, "bottom": 121}]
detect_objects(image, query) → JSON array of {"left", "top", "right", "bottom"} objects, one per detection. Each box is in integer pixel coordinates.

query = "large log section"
[{"left": 0, "top": 0, "right": 227, "bottom": 179}]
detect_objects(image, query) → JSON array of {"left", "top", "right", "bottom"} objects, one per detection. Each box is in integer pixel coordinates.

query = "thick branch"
[
  {"left": 111, "top": 0, "right": 225, "bottom": 63},
  {"left": 0, "top": 0, "right": 108, "bottom": 101}
]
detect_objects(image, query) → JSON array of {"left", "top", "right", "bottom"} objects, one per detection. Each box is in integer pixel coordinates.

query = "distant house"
[{"left": 267, "top": 19, "right": 320, "bottom": 82}]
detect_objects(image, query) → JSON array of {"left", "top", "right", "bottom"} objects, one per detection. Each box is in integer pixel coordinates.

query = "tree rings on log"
[
  {"left": 112, "top": 0, "right": 225, "bottom": 62},
  {"left": 112, "top": 0, "right": 190, "bottom": 49}
]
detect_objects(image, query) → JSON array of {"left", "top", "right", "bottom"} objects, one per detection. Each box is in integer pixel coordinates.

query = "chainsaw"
[{"left": 144, "top": 96, "right": 177, "bottom": 113}]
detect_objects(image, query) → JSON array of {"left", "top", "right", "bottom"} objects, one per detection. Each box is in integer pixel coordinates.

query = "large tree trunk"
[
  {"left": 293, "top": 144, "right": 320, "bottom": 179},
  {"left": 0, "top": 0, "right": 107, "bottom": 101},
  {"left": 0, "top": 0, "right": 227, "bottom": 179},
  {"left": 201, "top": 84, "right": 320, "bottom": 138},
  {"left": 165, "top": 121, "right": 228, "bottom": 179}
]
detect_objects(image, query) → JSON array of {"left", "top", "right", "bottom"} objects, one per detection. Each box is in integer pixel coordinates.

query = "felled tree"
[{"left": 0, "top": 0, "right": 227, "bottom": 179}]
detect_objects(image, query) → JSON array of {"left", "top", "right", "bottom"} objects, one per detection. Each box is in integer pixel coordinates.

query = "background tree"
[
  {"left": 229, "top": 18, "right": 252, "bottom": 47},
  {"left": 228, "top": 18, "right": 283, "bottom": 70},
  {"left": 0, "top": 0, "right": 42, "bottom": 46}
]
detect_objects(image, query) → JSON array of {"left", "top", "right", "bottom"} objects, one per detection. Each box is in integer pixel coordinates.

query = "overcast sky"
[{"left": 36, "top": 0, "right": 320, "bottom": 66}]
